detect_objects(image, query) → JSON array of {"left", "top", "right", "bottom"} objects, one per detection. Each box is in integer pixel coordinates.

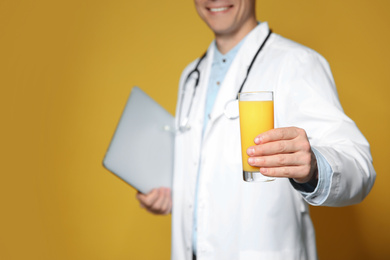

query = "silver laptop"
[{"left": 103, "top": 87, "right": 174, "bottom": 194}]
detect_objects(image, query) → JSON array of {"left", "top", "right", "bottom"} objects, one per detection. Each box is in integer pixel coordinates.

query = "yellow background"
[{"left": 1, "top": 0, "right": 389, "bottom": 259}]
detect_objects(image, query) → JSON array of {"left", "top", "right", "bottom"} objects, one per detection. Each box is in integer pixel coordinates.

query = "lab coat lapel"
[
  {"left": 189, "top": 43, "right": 214, "bottom": 138},
  {"left": 204, "top": 22, "right": 271, "bottom": 137}
]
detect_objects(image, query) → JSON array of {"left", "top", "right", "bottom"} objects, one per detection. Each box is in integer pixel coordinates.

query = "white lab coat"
[{"left": 171, "top": 22, "right": 376, "bottom": 260}]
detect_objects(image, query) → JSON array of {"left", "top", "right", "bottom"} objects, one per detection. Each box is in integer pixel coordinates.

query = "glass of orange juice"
[{"left": 238, "top": 91, "right": 275, "bottom": 182}]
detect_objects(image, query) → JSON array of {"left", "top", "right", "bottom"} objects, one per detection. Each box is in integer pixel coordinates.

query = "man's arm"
[{"left": 246, "top": 45, "right": 376, "bottom": 207}]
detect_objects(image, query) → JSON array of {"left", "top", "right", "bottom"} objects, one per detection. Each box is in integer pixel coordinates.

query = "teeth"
[{"left": 210, "top": 7, "right": 229, "bottom": 12}]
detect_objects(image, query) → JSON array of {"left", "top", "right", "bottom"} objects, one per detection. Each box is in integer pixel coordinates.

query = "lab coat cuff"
[{"left": 292, "top": 147, "right": 333, "bottom": 205}]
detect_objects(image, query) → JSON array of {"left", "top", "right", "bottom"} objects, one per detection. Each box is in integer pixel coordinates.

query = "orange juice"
[{"left": 239, "top": 100, "right": 274, "bottom": 172}]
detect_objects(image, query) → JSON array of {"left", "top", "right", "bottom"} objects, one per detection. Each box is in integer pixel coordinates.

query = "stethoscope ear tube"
[
  {"left": 178, "top": 29, "right": 273, "bottom": 132},
  {"left": 236, "top": 29, "right": 273, "bottom": 98},
  {"left": 178, "top": 52, "right": 208, "bottom": 133}
]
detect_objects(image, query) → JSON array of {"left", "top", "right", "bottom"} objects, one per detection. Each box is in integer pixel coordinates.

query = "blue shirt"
[{"left": 193, "top": 40, "right": 244, "bottom": 254}]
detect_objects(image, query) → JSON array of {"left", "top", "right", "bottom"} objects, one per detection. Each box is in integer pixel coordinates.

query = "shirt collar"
[{"left": 212, "top": 37, "right": 246, "bottom": 65}]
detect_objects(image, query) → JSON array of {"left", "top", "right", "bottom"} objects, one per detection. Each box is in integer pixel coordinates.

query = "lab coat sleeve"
[{"left": 275, "top": 47, "right": 376, "bottom": 207}]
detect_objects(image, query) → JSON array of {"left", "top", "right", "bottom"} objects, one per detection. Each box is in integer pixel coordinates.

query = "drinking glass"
[{"left": 238, "top": 91, "right": 275, "bottom": 182}]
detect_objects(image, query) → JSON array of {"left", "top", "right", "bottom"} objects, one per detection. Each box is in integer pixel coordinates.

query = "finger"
[
  {"left": 248, "top": 135, "right": 311, "bottom": 157},
  {"left": 137, "top": 189, "right": 159, "bottom": 208},
  {"left": 248, "top": 152, "right": 310, "bottom": 168},
  {"left": 149, "top": 189, "right": 167, "bottom": 212},
  {"left": 247, "top": 140, "right": 297, "bottom": 156},
  {"left": 164, "top": 188, "right": 172, "bottom": 214},
  {"left": 167, "top": 196, "right": 173, "bottom": 214},
  {"left": 159, "top": 188, "right": 172, "bottom": 215},
  {"left": 254, "top": 127, "right": 305, "bottom": 145},
  {"left": 149, "top": 188, "right": 172, "bottom": 214},
  {"left": 259, "top": 165, "right": 311, "bottom": 180}
]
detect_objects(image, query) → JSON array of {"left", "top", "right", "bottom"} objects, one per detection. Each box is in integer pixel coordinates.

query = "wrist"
[{"left": 290, "top": 149, "right": 319, "bottom": 192}]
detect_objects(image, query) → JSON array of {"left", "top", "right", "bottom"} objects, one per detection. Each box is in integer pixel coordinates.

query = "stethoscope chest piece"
[{"left": 223, "top": 99, "right": 240, "bottom": 120}]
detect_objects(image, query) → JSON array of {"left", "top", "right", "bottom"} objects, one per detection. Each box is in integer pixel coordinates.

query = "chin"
[{"left": 207, "top": 20, "right": 236, "bottom": 35}]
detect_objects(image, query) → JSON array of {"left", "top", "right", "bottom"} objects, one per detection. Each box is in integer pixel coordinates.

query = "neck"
[{"left": 215, "top": 19, "right": 258, "bottom": 55}]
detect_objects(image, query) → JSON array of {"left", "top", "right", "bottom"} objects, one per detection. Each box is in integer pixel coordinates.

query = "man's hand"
[
  {"left": 247, "top": 127, "right": 318, "bottom": 183},
  {"left": 136, "top": 187, "right": 172, "bottom": 215}
]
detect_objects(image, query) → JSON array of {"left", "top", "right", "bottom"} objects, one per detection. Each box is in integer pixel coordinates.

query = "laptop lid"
[{"left": 103, "top": 87, "right": 174, "bottom": 194}]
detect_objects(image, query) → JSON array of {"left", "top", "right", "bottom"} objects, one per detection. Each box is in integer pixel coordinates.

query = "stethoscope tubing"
[{"left": 178, "top": 29, "right": 273, "bottom": 131}]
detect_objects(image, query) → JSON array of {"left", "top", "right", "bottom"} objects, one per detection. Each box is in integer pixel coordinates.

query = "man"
[{"left": 137, "top": 0, "right": 376, "bottom": 259}]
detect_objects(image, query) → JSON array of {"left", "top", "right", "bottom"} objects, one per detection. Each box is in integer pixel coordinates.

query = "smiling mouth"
[{"left": 208, "top": 6, "right": 233, "bottom": 13}]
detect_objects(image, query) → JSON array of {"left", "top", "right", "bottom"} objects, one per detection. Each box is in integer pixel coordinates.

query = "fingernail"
[
  {"left": 248, "top": 158, "right": 255, "bottom": 165},
  {"left": 254, "top": 137, "right": 260, "bottom": 144},
  {"left": 260, "top": 168, "right": 267, "bottom": 174},
  {"left": 247, "top": 148, "right": 255, "bottom": 155}
]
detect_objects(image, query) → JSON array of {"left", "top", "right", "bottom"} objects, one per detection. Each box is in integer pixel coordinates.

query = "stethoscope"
[{"left": 177, "top": 29, "right": 272, "bottom": 133}]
